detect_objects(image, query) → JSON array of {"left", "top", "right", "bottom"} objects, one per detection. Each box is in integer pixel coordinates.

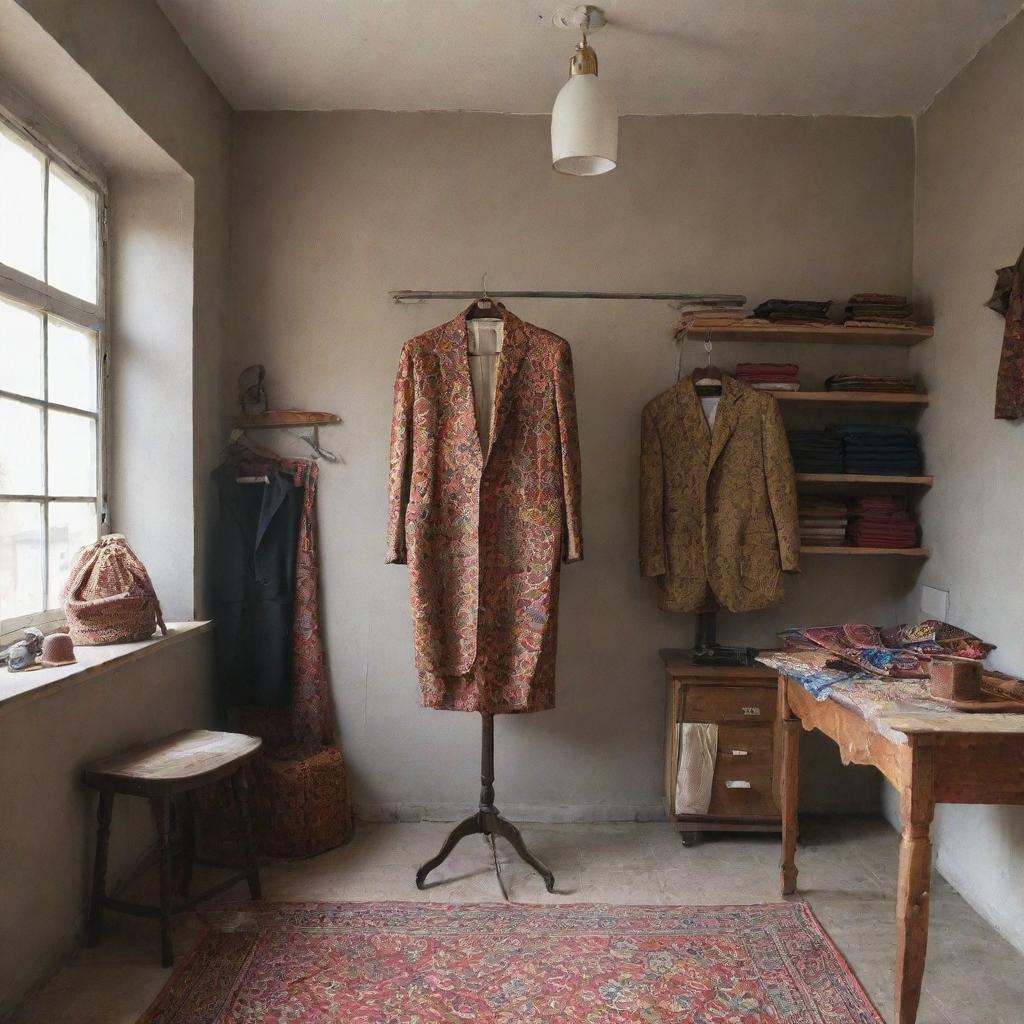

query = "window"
[{"left": 0, "top": 113, "right": 106, "bottom": 629}]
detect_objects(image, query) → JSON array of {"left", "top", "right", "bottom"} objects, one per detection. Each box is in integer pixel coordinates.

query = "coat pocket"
[{"left": 739, "top": 532, "right": 781, "bottom": 585}]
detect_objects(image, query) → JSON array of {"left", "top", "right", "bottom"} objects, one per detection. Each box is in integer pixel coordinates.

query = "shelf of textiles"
[
  {"left": 797, "top": 495, "right": 927, "bottom": 557},
  {"left": 679, "top": 294, "right": 932, "bottom": 347}
]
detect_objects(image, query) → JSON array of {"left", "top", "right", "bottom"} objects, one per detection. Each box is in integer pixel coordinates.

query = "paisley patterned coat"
[
  {"left": 387, "top": 308, "right": 583, "bottom": 714},
  {"left": 639, "top": 373, "right": 799, "bottom": 613}
]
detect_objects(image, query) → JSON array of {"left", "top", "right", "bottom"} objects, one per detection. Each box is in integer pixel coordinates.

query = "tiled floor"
[{"left": 12, "top": 816, "right": 1024, "bottom": 1023}]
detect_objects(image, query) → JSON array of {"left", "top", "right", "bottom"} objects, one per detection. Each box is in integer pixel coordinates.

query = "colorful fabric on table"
[
  {"left": 797, "top": 624, "right": 927, "bottom": 678},
  {"left": 756, "top": 649, "right": 873, "bottom": 700},
  {"left": 880, "top": 619, "right": 996, "bottom": 660}
]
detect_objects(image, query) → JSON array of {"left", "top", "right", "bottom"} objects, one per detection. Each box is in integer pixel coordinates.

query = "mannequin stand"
[{"left": 415, "top": 713, "right": 555, "bottom": 897}]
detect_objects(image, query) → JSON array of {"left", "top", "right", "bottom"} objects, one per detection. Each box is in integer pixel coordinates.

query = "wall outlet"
[{"left": 920, "top": 585, "right": 949, "bottom": 620}]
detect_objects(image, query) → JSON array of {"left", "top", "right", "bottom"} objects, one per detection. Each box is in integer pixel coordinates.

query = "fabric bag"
[{"left": 63, "top": 534, "right": 167, "bottom": 645}]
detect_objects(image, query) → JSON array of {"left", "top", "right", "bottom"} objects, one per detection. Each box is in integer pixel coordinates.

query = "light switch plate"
[{"left": 920, "top": 585, "right": 949, "bottom": 620}]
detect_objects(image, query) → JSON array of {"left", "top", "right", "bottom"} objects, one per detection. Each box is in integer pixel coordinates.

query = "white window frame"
[{"left": 0, "top": 106, "right": 109, "bottom": 639}]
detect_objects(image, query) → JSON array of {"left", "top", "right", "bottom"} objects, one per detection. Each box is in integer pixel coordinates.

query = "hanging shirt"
[{"left": 700, "top": 395, "right": 721, "bottom": 429}]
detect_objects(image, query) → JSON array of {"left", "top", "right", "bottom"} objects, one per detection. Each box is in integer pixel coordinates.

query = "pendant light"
[{"left": 551, "top": 5, "right": 618, "bottom": 176}]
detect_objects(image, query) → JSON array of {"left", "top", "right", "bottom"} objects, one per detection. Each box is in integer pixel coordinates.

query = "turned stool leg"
[
  {"left": 232, "top": 769, "right": 262, "bottom": 899},
  {"left": 87, "top": 790, "right": 114, "bottom": 946},
  {"left": 151, "top": 793, "right": 174, "bottom": 967},
  {"left": 179, "top": 793, "right": 196, "bottom": 898}
]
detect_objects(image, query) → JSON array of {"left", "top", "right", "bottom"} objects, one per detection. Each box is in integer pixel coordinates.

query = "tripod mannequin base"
[
  {"left": 414, "top": 712, "right": 555, "bottom": 895},
  {"left": 415, "top": 806, "right": 555, "bottom": 893}
]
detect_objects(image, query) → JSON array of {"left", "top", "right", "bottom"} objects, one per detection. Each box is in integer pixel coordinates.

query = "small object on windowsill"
[{"left": 0, "top": 628, "right": 45, "bottom": 672}]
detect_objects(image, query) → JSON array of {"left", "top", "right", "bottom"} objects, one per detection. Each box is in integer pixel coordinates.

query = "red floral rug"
[{"left": 140, "top": 901, "right": 882, "bottom": 1023}]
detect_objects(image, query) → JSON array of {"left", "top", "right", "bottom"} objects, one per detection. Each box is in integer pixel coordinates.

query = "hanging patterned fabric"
[
  {"left": 201, "top": 453, "right": 352, "bottom": 860},
  {"left": 994, "top": 244, "right": 1024, "bottom": 419}
]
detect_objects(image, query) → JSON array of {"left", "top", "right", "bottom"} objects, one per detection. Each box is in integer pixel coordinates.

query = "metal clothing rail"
[{"left": 390, "top": 290, "right": 747, "bottom": 305}]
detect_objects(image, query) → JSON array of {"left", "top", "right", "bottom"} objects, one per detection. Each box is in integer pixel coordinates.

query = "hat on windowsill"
[{"left": 40, "top": 632, "right": 77, "bottom": 667}]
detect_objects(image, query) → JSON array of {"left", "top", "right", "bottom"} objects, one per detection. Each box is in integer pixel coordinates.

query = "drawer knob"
[
  {"left": 741, "top": 706, "right": 761, "bottom": 716},
  {"left": 725, "top": 780, "right": 752, "bottom": 789}
]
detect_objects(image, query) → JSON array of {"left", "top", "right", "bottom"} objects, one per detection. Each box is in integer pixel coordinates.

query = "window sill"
[{"left": 0, "top": 621, "right": 211, "bottom": 714}]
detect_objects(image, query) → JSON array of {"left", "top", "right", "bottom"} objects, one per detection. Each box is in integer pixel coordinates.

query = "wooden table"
[
  {"left": 83, "top": 729, "right": 263, "bottom": 966},
  {"left": 777, "top": 674, "right": 1024, "bottom": 1024}
]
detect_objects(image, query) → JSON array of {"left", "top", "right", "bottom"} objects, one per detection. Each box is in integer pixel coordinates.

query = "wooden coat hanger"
[
  {"left": 465, "top": 273, "right": 506, "bottom": 320},
  {"left": 691, "top": 333, "right": 723, "bottom": 395}
]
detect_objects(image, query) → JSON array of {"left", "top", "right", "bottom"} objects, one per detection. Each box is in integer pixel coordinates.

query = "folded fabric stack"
[
  {"left": 735, "top": 362, "right": 800, "bottom": 391},
  {"left": 798, "top": 498, "right": 849, "bottom": 547},
  {"left": 674, "top": 301, "right": 751, "bottom": 337},
  {"left": 787, "top": 430, "right": 843, "bottom": 473},
  {"left": 843, "top": 293, "right": 917, "bottom": 329},
  {"left": 833, "top": 423, "right": 923, "bottom": 475},
  {"left": 847, "top": 495, "right": 920, "bottom": 549},
  {"left": 825, "top": 373, "right": 917, "bottom": 394},
  {"left": 751, "top": 298, "right": 832, "bottom": 326}
]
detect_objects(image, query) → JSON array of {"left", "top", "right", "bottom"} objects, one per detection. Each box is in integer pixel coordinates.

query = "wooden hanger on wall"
[{"left": 465, "top": 273, "right": 505, "bottom": 320}]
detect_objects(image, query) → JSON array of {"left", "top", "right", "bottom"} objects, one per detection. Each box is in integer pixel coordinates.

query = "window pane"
[
  {"left": 47, "top": 163, "right": 98, "bottom": 303},
  {"left": 48, "top": 500, "right": 96, "bottom": 603},
  {"left": 47, "top": 409, "right": 96, "bottom": 497},
  {"left": 0, "top": 501, "right": 44, "bottom": 619},
  {"left": 48, "top": 317, "right": 98, "bottom": 411},
  {"left": 0, "top": 122, "right": 45, "bottom": 280},
  {"left": 0, "top": 398, "right": 44, "bottom": 493},
  {"left": 0, "top": 296, "right": 43, "bottom": 399}
]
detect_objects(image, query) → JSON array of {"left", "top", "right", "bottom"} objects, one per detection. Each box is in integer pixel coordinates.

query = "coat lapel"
[
  {"left": 674, "top": 378, "right": 711, "bottom": 464},
  {"left": 706, "top": 374, "right": 743, "bottom": 476},
  {"left": 487, "top": 311, "right": 527, "bottom": 466},
  {"left": 446, "top": 311, "right": 485, "bottom": 469}
]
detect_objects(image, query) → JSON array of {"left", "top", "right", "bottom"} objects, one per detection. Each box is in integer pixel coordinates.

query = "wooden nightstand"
[{"left": 661, "top": 649, "right": 781, "bottom": 845}]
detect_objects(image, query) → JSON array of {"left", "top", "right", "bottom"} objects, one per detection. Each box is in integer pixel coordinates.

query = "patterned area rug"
[{"left": 140, "top": 901, "right": 882, "bottom": 1023}]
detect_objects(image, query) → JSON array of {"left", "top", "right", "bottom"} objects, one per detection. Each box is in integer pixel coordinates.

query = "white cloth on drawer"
[
  {"left": 467, "top": 319, "right": 503, "bottom": 459},
  {"left": 675, "top": 722, "right": 718, "bottom": 815}
]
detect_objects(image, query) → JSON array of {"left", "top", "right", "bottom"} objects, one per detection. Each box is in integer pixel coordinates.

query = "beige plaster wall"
[
  {"left": 881, "top": 11, "right": 1024, "bottom": 952},
  {"left": 0, "top": 631, "right": 215, "bottom": 1015},
  {"left": 229, "top": 110, "right": 918, "bottom": 822},
  {"left": 14, "top": 0, "right": 232, "bottom": 616}
]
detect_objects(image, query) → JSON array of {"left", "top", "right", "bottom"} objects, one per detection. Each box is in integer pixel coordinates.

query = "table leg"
[
  {"left": 895, "top": 750, "right": 935, "bottom": 1024},
  {"left": 779, "top": 680, "right": 800, "bottom": 895},
  {"left": 86, "top": 790, "right": 113, "bottom": 946},
  {"left": 151, "top": 793, "right": 174, "bottom": 967}
]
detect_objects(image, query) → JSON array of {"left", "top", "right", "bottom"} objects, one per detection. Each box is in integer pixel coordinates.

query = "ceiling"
[{"left": 156, "top": 0, "right": 1023, "bottom": 116}]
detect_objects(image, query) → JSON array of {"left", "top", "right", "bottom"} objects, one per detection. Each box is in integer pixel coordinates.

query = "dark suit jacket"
[{"left": 211, "top": 463, "right": 302, "bottom": 706}]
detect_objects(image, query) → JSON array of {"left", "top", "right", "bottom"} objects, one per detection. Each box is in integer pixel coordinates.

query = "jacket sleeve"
[
  {"left": 763, "top": 398, "right": 800, "bottom": 572},
  {"left": 554, "top": 341, "right": 583, "bottom": 562},
  {"left": 386, "top": 341, "right": 414, "bottom": 564},
  {"left": 639, "top": 403, "right": 666, "bottom": 577}
]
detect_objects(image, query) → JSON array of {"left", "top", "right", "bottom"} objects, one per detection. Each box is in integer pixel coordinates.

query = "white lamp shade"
[{"left": 551, "top": 73, "right": 618, "bottom": 176}]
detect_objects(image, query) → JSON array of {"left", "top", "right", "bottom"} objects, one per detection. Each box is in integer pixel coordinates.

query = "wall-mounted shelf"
[
  {"left": 800, "top": 546, "right": 930, "bottom": 557},
  {"left": 694, "top": 323, "right": 932, "bottom": 347},
  {"left": 796, "top": 473, "right": 932, "bottom": 487},
  {"left": 235, "top": 410, "right": 340, "bottom": 428},
  {"left": 775, "top": 391, "right": 928, "bottom": 406}
]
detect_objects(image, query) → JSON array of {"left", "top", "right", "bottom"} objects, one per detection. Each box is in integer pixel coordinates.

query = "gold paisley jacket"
[
  {"left": 387, "top": 308, "right": 583, "bottom": 714},
  {"left": 639, "top": 373, "right": 799, "bottom": 613}
]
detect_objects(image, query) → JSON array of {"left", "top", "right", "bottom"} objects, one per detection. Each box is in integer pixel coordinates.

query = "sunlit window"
[{"left": 0, "top": 115, "right": 105, "bottom": 627}]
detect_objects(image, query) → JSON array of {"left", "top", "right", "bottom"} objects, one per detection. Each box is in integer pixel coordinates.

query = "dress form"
[{"left": 415, "top": 314, "right": 555, "bottom": 897}]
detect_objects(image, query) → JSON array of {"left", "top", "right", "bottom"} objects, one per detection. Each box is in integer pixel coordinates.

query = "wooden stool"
[{"left": 83, "top": 729, "right": 263, "bottom": 966}]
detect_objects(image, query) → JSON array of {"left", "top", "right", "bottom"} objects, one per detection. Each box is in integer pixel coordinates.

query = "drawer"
[
  {"left": 715, "top": 724, "right": 773, "bottom": 769},
  {"left": 684, "top": 685, "right": 774, "bottom": 724},
  {"left": 707, "top": 767, "right": 777, "bottom": 818}
]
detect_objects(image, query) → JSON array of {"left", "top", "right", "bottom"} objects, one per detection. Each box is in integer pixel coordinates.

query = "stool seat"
[
  {"left": 85, "top": 729, "right": 261, "bottom": 795},
  {"left": 83, "top": 729, "right": 263, "bottom": 966}
]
